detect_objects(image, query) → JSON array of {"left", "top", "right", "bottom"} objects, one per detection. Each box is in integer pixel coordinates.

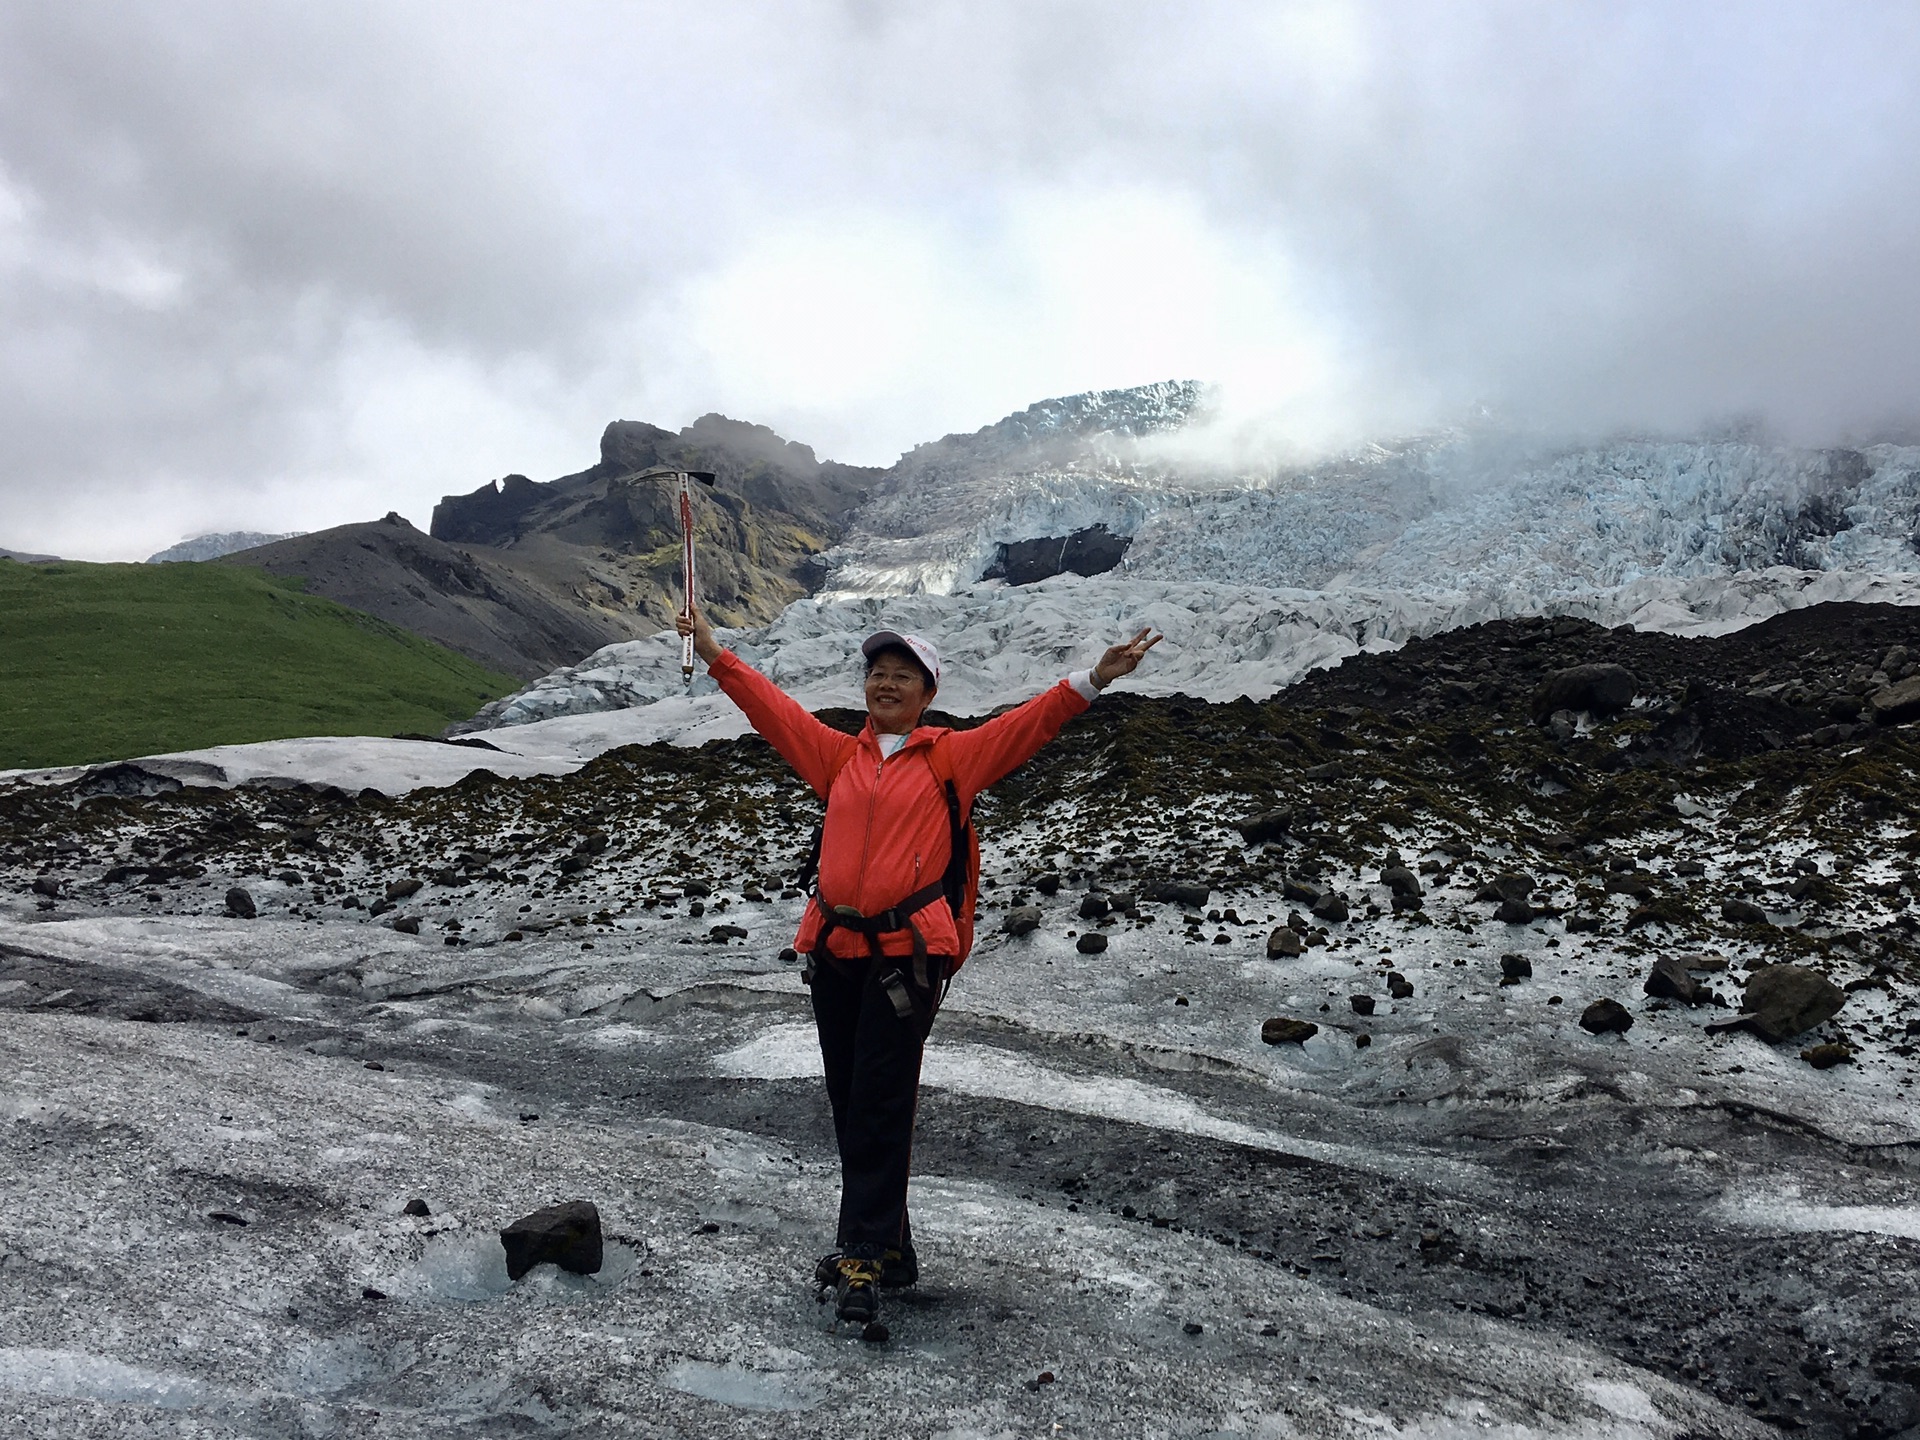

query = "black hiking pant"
[{"left": 809, "top": 952, "right": 949, "bottom": 1261}]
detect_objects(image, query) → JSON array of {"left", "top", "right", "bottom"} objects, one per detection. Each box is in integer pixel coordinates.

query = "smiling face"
[{"left": 864, "top": 646, "right": 934, "bottom": 735}]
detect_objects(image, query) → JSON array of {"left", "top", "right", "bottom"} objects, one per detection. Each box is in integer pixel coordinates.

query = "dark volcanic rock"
[
  {"left": 1578, "top": 999, "right": 1634, "bottom": 1035},
  {"left": 1720, "top": 898, "right": 1770, "bottom": 926},
  {"left": 1350, "top": 994, "right": 1376, "bottom": 1016},
  {"left": 1531, "top": 664, "right": 1639, "bottom": 721},
  {"left": 1310, "top": 891, "right": 1350, "bottom": 923},
  {"left": 1735, "top": 963, "right": 1847, "bottom": 1042},
  {"left": 1643, "top": 955, "right": 1709, "bottom": 1005},
  {"left": 30, "top": 876, "right": 60, "bottom": 898},
  {"left": 981, "top": 523, "right": 1131, "bottom": 585},
  {"left": 1144, "top": 880, "right": 1209, "bottom": 908},
  {"left": 1001, "top": 905, "right": 1043, "bottom": 937},
  {"left": 1500, "top": 953, "right": 1532, "bottom": 981},
  {"left": 385, "top": 877, "right": 424, "bottom": 901},
  {"left": 1260, "top": 1017, "right": 1318, "bottom": 1045},
  {"left": 1477, "top": 874, "right": 1536, "bottom": 904},
  {"left": 1235, "top": 810, "right": 1292, "bottom": 845},
  {"left": 1871, "top": 675, "right": 1920, "bottom": 724},
  {"left": 1800, "top": 1041, "right": 1855, "bottom": 1069},
  {"left": 1494, "top": 898, "right": 1535, "bottom": 924},
  {"left": 1379, "top": 865, "right": 1422, "bottom": 898},
  {"left": 1078, "top": 893, "right": 1111, "bottom": 920},
  {"left": 392, "top": 916, "right": 421, "bottom": 935},
  {"left": 500, "top": 1200, "right": 603, "bottom": 1281},
  {"left": 404, "top": 1197, "right": 431, "bottom": 1217},
  {"left": 1386, "top": 971, "right": 1414, "bottom": 999},
  {"left": 1266, "top": 927, "right": 1304, "bottom": 958},
  {"left": 1075, "top": 932, "right": 1109, "bottom": 954},
  {"left": 224, "top": 887, "right": 256, "bottom": 920}
]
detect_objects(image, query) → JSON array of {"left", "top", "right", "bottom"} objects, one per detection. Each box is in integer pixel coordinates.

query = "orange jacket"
[{"left": 708, "top": 649, "right": 1091, "bottom": 964}]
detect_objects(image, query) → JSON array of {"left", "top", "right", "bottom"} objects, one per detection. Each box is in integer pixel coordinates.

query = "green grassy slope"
[{"left": 0, "top": 560, "right": 521, "bottom": 769}]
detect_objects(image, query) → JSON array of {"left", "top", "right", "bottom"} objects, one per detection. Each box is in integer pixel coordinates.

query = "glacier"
[{"left": 460, "top": 393, "right": 1920, "bottom": 738}]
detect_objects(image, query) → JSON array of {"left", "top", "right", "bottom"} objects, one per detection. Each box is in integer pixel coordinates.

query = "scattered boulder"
[
  {"left": 1380, "top": 866, "right": 1422, "bottom": 898},
  {"left": 1494, "top": 898, "right": 1535, "bottom": 924},
  {"left": 1643, "top": 955, "right": 1709, "bottom": 1005},
  {"left": 500, "top": 1200, "right": 603, "bottom": 1281},
  {"left": 1720, "top": 898, "right": 1770, "bottom": 926},
  {"left": 1476, "top": 873, "right": 1535, "bottom": 904},
  {"left": 1266, "top": 927, "right": 1304, "bottom": 958},
  {"left": 1032, "top": 873, "right": 1062, "bottom": 896},
  {"left": 1386, "top": 972, "right": 1414, "bottom": 999},
  {"left": 1260, "top": 1017, "right": 1319, "bottom": 1045},
  {"left": 403, "top": 1198, "right": 431, "bottom": 1217},
  {"left": 1076, "top": 932, "right": 1108, "bottom": 954},
  {"left": 1144, "top": 880, "right": 1208, "bottom": 908},
  {"left": 1001, "top": 906, "right": 1043, "bottom": 937},
  {"left": 1281, "top": 876, "right": 1323, "bottom": 904},
  {"left": 1800, "top": 1042, "right": 1855, "bottom": 1070},
  {"left": 1579, "top": 999, "right": 1634, "bottom": 1035},
  {"left": 224, "top": 887, "right": 256, "bottom": 920},
  {"left": 392, "top": 916, "right": 421, "bottom": 935},
  {"left": 708, "top": 923, "right": 749, "bottom": 942},
  {"left": 385, "top": 878, "right": 423, "bottom": 901},
  {"left": 1500, "top": 953, "right": 1532, "bottom": 982},
  {"left": 30, "top": 877, "right": 60, "bottom": 898},
  {"left": 680, "top": 879, "right": 713, "bottom": 899},
  {"left": 1350, "top": 994, "right": 1376, "bottom": 1016},
  {"left": 1078, "top": 893, "right": 1110, "bottom": 920},
  {"left": 1310, "top": 891, "right": 1350, "bottom": 923},
  {"left": 1531, "top": 664, "right": 1639, "bottom": 722},
  {"left": 1869, "top": 675, "right": 1920, "bottom": 725},
  {"left": 1235, "top": 810, "right": 1292, "bottom": 844},
  {"left": 1728, "top": 963, "right": 1847, "bottom": 1042}
]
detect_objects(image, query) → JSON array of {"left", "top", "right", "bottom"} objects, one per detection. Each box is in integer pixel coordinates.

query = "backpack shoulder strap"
[{"left": 924, "top": 730, "right": 968, "bottom": 817}]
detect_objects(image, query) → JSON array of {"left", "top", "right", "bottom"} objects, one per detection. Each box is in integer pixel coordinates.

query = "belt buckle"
[{"left": 832, "top": 904, "right": 862, "bottom": 919}]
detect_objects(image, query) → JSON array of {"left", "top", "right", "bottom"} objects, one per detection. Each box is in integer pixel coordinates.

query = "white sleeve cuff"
[{"left": 1068, "top": 669, "right": 1102, "bottom": 702}]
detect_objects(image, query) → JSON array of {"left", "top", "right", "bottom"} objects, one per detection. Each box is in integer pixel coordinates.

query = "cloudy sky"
[{"left": 4, "top": 1, "right": 1920, "bottom": 559}]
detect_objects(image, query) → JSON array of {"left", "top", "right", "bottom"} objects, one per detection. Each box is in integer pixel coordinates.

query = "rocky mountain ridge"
[{"left": 216, "top": 414, "right": 881, "bottom": 679}]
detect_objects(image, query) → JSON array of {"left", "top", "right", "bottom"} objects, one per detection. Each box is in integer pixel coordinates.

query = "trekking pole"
[
  {"left": 632, "top": 466, "right": 717, "bottom": 686},
  {"left": 677, "top": 470, "right": 698, "bottom": 682}
]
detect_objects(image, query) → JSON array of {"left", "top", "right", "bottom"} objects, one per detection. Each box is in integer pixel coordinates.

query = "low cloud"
[{"left": 4, "top": 1, "right": 1919, "bottom": 557}]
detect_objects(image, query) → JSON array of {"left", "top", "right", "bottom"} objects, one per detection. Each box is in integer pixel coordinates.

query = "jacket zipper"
[
  {"left": 852, "top": 731, "right": 921, "bottom": 920},
  {"left": 853, "top": 747, "right": 885, "bottom": 915}
]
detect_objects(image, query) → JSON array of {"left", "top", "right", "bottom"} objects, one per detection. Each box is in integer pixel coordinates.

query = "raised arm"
[
  {"left": 946, "top": 628, "right": 1162, "bottom": 796},
  {"left": 680, "top": 603, "right": 856, "bottom": 797}
]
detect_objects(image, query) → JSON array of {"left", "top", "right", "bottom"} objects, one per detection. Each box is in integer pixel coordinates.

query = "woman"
[{"left": 677, "top": 603, "right": 1160, "bottom": 1327}]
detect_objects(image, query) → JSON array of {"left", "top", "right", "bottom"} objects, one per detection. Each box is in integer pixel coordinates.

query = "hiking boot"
[
  {"left": 833, "top": 1257, "right": 882, "bottom": 1324},
  {"left": 880, "top": 1243, "right": 918, "bottom": 1288},
  {"left": 815, "top": 1245, "right": 918, "bottom": 1290}
]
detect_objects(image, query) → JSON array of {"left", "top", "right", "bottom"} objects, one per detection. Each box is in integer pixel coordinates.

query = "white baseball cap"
[{"left": 862, "top": 630, "right": 940, "bottom": 689}]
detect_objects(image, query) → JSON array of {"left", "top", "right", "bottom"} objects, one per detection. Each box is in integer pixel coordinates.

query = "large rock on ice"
[
  {"left": 1731, "top": 964, "right": 1846, "bottom": 1042},
  {"left": 500, "top": 1200, "right": 603, "bottom": 1281}
]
